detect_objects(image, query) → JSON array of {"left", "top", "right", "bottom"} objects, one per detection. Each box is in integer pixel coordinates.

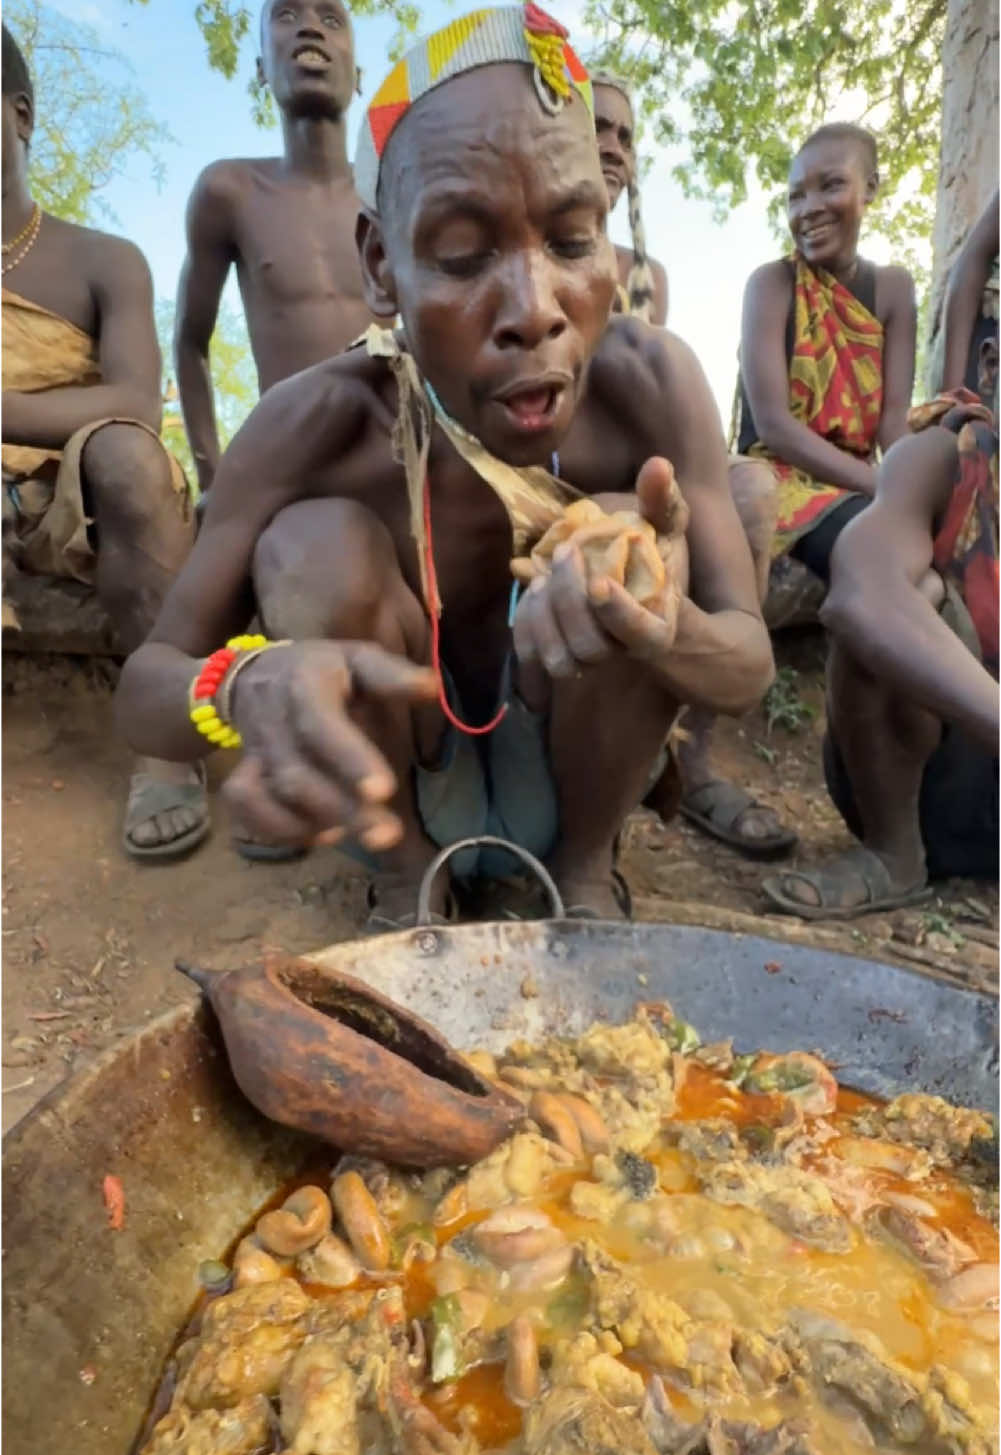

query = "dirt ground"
[{"left": 3, "top": 632, "right": 997, "bottom": 1133}]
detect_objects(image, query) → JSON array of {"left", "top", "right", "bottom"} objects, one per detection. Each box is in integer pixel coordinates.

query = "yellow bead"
[
  {"left": 206, "top": 725, "right": 230, "bottom": 744},
  {"left": 190, "top": 703, "right": 216, "bottom": 723}
]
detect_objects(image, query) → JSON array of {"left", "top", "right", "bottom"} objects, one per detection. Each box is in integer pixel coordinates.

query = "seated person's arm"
[
  {"left": 2, "top": 239, "right": 161, "bottom": 448},
  {"left": 116, "top": 370, "right": 434, "bottom": 851},
  {"left": 821, "top": 427, "right": 998, "bottom": 751},
  {"left": 174, "top": 165, "right": 237, "bottom": 495},
  {"left": 741, "top": 263, "right": 878, "bottom": 495},
  {"left": 651, "top": 258, "right": 668, "bottom": 328},
  {"left": 942, "top": 189, "right": 999, "bottom": 392},
  {"left": 653, "top": 333, "right": 774, "bottom": 713},
  {"left": 876, "top": 266, "right": 917, "bottom": 451}
]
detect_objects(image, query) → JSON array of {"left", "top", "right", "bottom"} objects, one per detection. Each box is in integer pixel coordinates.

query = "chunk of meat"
[
  {"left": 641, "top": 1377, "right": 822, "bottom": 1455},
  {"left": 700, "top": 1162, "right": 853, "bottom": 1253},
  {"left": 575, "top": 1016, "right": 673, "bottom": 1080},
  {"left": 141, "top": 1395, "right": 274, "bottom": 1454},
  {"left": 280, "top": 1345, "right": 359, "bottom": 1454},
  {"left": 548, "top": 1330, "right": 646, "bottom": 1409},
  {"left": 174, "top": 1282, "right": 312, "bottom": 1411},
  {"left": 522, "top": 1385, "right": 660, "bottom": 1454},
  {"left": 785, "top": 1309, "right": 992, "bottom": 1454},
  {"left": 866, "top": 1204, "right": 976, "bottom": 1279},
  {"left": 675, "top": 1120, "right": 745, "bottom": 1165},
  {"left": 457, "top": 1132, "right": 572, "bottom": 1213},
  {"left": 577, "top": 1239, "right": 744, "bottom": 1392},
  {"left": 854, "top": 1096, "right": 997, "bottom": 1176}
]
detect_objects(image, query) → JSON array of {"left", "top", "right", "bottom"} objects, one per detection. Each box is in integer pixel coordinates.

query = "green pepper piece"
[{"left": 430, "top": 1295, "right": 465, "bottom": 1383}]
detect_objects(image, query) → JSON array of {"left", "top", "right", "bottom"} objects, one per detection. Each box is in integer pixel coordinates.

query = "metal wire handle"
[{"left": 416, "top": 836, "right": 566, "bottom": 925}]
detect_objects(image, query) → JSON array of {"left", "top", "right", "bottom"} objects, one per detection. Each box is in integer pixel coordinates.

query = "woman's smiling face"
[{"left": 787, "top": 136, "right": 876, "bottom": 272}]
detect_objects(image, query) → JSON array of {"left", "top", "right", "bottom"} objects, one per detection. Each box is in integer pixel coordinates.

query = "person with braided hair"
[{"left": 591, "top": 74, "right": 668, "bottom": 327}]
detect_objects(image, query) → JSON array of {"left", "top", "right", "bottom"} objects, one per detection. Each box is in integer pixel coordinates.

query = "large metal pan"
[{"left": 3, "top": 840, "right": 997, "bottom": 1455}]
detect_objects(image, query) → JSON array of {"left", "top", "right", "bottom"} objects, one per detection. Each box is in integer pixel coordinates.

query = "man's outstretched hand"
[
  {"left": 223, "top": 641, "right": 437, "bottom": 851},
  {"left": 513, "top": 456, "right": 689, "bottom": 691}
]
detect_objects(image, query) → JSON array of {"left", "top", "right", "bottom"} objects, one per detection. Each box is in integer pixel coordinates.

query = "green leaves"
[
  {"left": 7, "top": 0, "right": 170, "bottom": 226},
  {"left": 156, "top": 298, "right": 258, "bottom": 479},
  {"left": 584, "top": 0, "right": 946, "bottom": 282}
]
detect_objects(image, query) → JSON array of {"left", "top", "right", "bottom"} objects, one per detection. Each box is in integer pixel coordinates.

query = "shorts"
[
  {"left": 789, "top": 494, "right": 869, "bottom": 586},
  {"left": 824, "top": 588, "right": 999, "bottom": 880},
  {"left": 342, "top": 658, "right": 672, "bottom": 882},
  {"left": 414, "top": 682, "right": 559, "bottom": 881}
]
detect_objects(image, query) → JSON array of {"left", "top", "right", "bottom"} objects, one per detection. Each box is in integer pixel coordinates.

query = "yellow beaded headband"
[{"left": 354, "top": 4, "right": 594, "bottom": 211}]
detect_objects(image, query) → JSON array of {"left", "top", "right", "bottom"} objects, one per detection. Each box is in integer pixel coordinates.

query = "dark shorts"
[
  {"left": 790, "top": 494, "right": 869, "bottom": 586},
  {"left": 824, "top": 725, "right": 998, "bottom": 880}
]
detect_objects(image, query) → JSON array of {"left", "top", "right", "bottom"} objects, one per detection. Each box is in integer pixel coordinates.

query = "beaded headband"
[{"left": 354, "top": 4, "right": 593, "bottom": 211}]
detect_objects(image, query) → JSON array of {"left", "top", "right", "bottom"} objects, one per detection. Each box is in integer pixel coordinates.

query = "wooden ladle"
[{"left": 177, "top": 953, "right": 523, "bottom": 1168}]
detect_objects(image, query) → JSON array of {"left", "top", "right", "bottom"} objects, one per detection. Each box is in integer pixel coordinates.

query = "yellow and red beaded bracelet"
[{"left": 188, "top": 633, "right": 272, "bottom": 750}]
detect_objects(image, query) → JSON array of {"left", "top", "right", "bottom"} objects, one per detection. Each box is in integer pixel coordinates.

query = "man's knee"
[
  {"left": 82, "top": 423, "right": 171, "bottom": 503},
  {"left": 729, "top": 457, "right": 778, "bottom": 539},
  {"left": 254, "top": 498, "right": 420, "bottom": 642}
]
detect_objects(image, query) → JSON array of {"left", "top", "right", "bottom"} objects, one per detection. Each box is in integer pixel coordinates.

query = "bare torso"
[
  {"left": 174, "top": 318, "right": 695, "bottom": 716},
  {"left": 225, "top": 159, "right": 375, "bottom": 389}
]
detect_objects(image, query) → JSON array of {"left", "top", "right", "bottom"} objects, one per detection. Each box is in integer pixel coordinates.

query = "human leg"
[
  {"left": 761, "top": 637, "right": 938, "bottom": 917},
  {"left": 80, "top": 422, "right": 206, "bottom": 859},
  {"left": 544, "top": 654, "right": 680, "bottom": 916},
  {"left": 662, "top": 457, "right": 796, "bottom": 857},
  {"left": 250, "top": 497, "right": 453, "bottom": 916}
]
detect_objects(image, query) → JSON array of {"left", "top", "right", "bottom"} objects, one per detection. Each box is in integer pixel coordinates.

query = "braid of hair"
[{"left": 624, "top": 173, "right": 655, "bottom": 323}]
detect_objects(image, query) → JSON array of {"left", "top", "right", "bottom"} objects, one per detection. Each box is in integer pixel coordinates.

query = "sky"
[{"left": 46, "top": 0, "right": 902, "bottom": 425}]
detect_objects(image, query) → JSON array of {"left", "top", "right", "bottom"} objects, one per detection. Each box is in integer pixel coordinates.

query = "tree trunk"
[{"left": 925, "top": 0, "right": 999, "bottom": 392}]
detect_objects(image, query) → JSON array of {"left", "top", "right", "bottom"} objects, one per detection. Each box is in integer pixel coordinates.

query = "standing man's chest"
[{"left": 233, "top": 185, "right": 366, "bottom": 306}]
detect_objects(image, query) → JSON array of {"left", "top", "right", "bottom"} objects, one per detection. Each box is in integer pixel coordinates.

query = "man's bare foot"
[
  {"left": 551, "top": 866, "right": 632, "bottom": 920},
  {"left": 122, "top": 757, "right": 209, "bottom": 861},
  {"left": 364, "top": 864, "right": 454, "bottom": 934}
]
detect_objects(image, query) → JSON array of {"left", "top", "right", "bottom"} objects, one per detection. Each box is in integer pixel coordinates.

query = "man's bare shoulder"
[
  {"left": 592, "top": 316, "right": 702, "bottom": 400},
  {"left": 237, "top": 344, "right": 388, "bottom": 454},
  {"left": 46, "top": 215, "right": 152, "bottom": 294},
  {"left": 188, "top": 157, "right": 284, "bottom": 208}
]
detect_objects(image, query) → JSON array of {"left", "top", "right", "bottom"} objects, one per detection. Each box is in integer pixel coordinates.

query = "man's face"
[
  {"left": 259, "top": 0, "right": 355, "bottom": 119},
  {"left": 1, "top": 90, "right": 31, "bottom": 201},
  {"left": 787, "top": 138, "right": 874, "bottom": 270},
  {"left": 367, "top": 66, "right": 617, "bottom": 466},
  {"left": 593, "top": 83, "right": 634, "bottom": 212}
]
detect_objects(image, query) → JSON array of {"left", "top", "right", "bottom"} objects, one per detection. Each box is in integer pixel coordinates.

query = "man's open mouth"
[
  {"left": 494, "top": 378, "right": 568, "bottom": 434},
  {"left": 293, "top": 44, "right": 332, "bottom": 67}
]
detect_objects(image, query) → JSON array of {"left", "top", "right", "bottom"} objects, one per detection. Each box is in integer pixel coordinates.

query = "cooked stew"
[{"left": 141, "top": 1004, "right": 999, "bottom": 1455}]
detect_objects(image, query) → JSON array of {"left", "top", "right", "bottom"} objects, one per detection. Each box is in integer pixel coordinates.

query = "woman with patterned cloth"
[{"left": 671, "top": 122, "right": 917, "bottom": 859}]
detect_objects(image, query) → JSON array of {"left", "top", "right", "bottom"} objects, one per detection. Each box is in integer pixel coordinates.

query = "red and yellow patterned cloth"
[
  {"left": 750, "top": 257, "right": 884, "bottom": 556},
  {"left": 910, "top": 389, "right": 999, "bottom": 678}
]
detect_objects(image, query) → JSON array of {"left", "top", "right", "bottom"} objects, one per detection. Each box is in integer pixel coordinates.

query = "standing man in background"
[{"left": 174, "top": 0, "right": 375, "bottom": 499}]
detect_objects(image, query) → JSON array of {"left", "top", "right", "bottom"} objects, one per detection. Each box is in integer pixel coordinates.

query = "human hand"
[
  {"left": 223, "top": 640, "right": 437, "bottom": 850},
  {"left": 513, "top": 457, "right": 689, "bottom": 685}
]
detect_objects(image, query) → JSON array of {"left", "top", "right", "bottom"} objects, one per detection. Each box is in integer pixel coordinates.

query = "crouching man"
[{"left": 116, "top": 5, "right": 773, "bottom": 927}]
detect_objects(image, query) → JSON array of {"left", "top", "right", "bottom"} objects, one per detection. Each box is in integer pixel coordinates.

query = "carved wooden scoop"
[{"left": 177, "top": 953, "right": 522, "bottom": 1168}]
